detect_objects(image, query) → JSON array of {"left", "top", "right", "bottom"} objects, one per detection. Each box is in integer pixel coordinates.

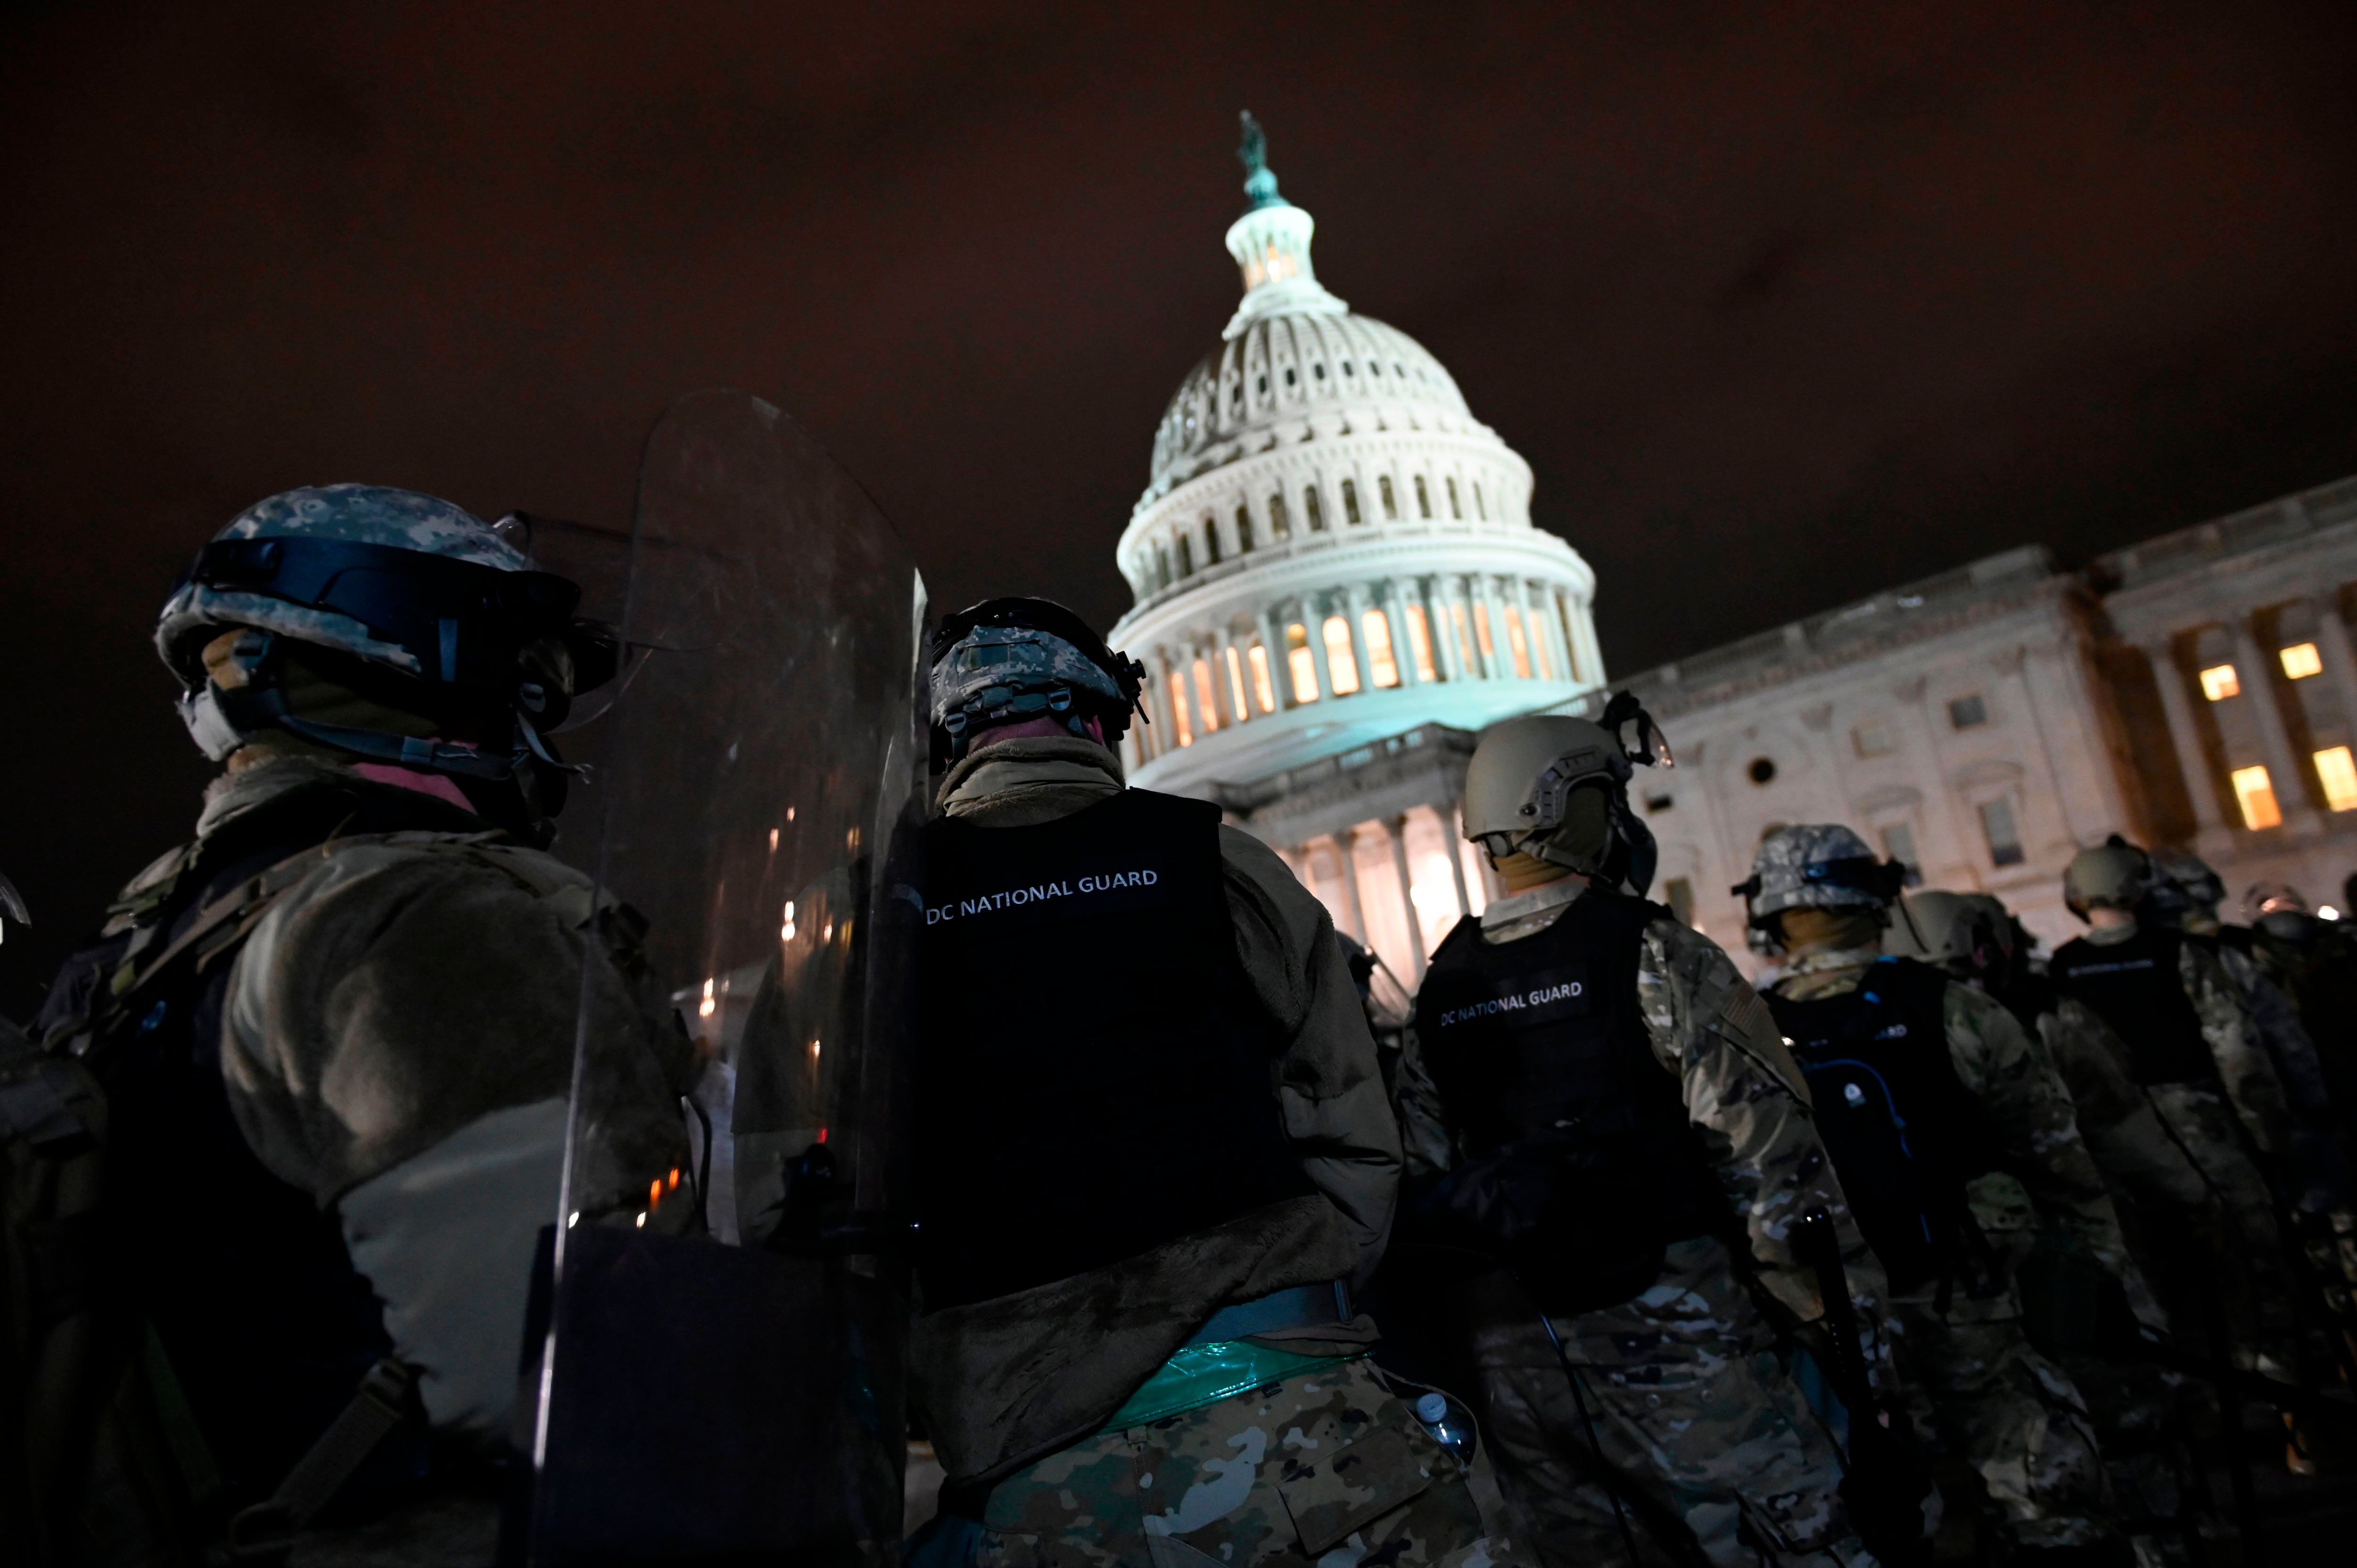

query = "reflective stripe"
[{"left": 1101, "top": 1341, "right": 1364, "bottom": 1433}]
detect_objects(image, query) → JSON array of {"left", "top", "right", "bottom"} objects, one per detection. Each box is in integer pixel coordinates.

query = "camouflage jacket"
[
  {"left": 1397, "top": 880, "right": 1888, "bottom": 1331},
  {"left": 1773, "top": 949, "right": 2145, "bottom": 1312}
]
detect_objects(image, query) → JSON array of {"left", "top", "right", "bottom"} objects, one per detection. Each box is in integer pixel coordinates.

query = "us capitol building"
[{"left": 1110, "top": 124, "right": 2357, "bottom": 982}]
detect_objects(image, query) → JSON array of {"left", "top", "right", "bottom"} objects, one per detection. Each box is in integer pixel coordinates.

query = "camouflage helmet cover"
[
  {"left": 155, "top": 484, "right": 533, "bottom": 684},
  {"left": 1741, "top": 823, "right": 1898, "bottom": 923}
]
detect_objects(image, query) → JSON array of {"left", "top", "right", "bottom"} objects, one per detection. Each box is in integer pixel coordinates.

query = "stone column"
[
  {"left": 1344, "top": 583, "right": 1378, "bottom": 693},
  {"left": 1304, "top": 593, "right": 1338, "bottom": 702},
  {"left": 1384, "top": 814, "right": 1427, "bottom": 979},
  {"left": 1332, "top": 828, "right": 1370, "bottom": 940},
  {"left": 1430, "top": 576, "right": 1465, "bottom": 682},
  {"left": 1476, "top": 574, "right": 1512, "bottom": 678},
  {"left": 1439, "top": 803, "right": 1472, "bottom": 919},
  {"left": 1179, "top": 643, "right": 1213, "bottom": 739},
  {"left": 1567, "top": 595, "right": 1606, "bottom": 690},
  {"left": 2141, "top": 635, "right": 2232, "bottom": 854},
  {"left": 1385, "top": 580, "right": 1423, "bottom": 688},
  {"left": 2232, "top": 615, "right": 2319, "bottom": 832},
  {"left": 1448, "top": 576, "right": 1484, "bottom": 679},
  {"left": 1257, "top": 606, "right": 1288, "bottom": 711},
  {"left": 1212, "top": 624, "right": 1243, "bottom": 726},
  {"left": 2312, "top": 593, "right": 2357, "bottom": 757}
]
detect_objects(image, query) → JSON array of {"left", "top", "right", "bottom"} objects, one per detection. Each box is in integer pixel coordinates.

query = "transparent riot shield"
[{"left": 524, "top": 390, "right": 927, "bottom": 1564}]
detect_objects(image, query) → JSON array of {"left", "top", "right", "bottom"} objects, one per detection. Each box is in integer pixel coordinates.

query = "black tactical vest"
[
  {"left": 911, "top": 788, "right": 1314, "bottom": 1312},
  {"left": 33, "top": 777, "right": 484, "bottom": 1504},
  {"left": 1408, "top": 889, "right": 1726, "bottom": 1314},
  {"left": 2050, "top": 928, "right": 2219, "bottom": 1087},
  {"left": 1764, "top": 958, "right": 2000, "bottom": 1295}
]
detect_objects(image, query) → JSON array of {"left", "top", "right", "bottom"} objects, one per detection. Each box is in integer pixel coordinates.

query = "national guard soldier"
[
  {"left": 1747, "top": 827, "right": 2136, "bottom": 1563},
  {"left": 15, "top": 485, "right": 695, "bottom": 1564},
  {"left": 1401, "top": 709, "right": 1915, "bottom": 1568},
  {"left": 905, "top": 597, "right": 1518, "bottom": 1568}
]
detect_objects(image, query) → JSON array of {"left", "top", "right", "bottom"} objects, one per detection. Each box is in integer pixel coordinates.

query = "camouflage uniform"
[
  {"left": 2045, "top": 921, "right": 2304, "bottom": 1380},
  {"left": 1398, "top": 882, "right": 1888, "bottom": 1568},
  {"left": 1771, "top": 951, "right": 2127, "bottom": 1552},
  {"left": 977, "top": 1358, "right": 1507, "bottom": 1568},
  {"left": 922, "top": 738, "right": 1516, "bottom": 1568}
]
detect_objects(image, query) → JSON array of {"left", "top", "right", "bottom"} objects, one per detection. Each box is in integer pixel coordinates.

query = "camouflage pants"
[
  {"left": 1884, "top": 1287, "right": 2113, "bottom": 1549},
  {"left": 975, "top": 1356, "right": 1520, "bottom": 1568},
  {"left": 1464, "top": 1238, "right": 1865, "bottom": 1568}
]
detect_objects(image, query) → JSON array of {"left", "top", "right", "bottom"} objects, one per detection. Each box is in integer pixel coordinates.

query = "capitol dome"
[{"left": 1112, "top": 121, "right": 1603, "bottom": 794}]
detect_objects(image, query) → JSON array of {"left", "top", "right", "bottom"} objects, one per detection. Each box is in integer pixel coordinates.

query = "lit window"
[
  {"left": 1854, "top": 721, "right": 1894, "bottom": 758},
  {"left": 1248, "top": 643, "right": 1277, "bottom": 713},
  {"left": 1948, "top": 694, "right": 1987, "bottom": 730},
  {"left": 1379, "top": 475, "right": 1399, "bottom": 520},
  {"left": 2316, "top": 747, "right": 2357, "bottom": 812},
  {"left": 1453, "top": 603, "right": 1479, "bottom": 673},
  {"left": 1324, "top": 616, "right": 1361, "bottom": 694},
  {"left": 2200, "top": 664, "right": 2240, "bottom": 701},
  {"left": 1271, "top": 491, "right": 1294, "bottom": 538},
  {"left": 1193, "top": 658, "right": 1221, "bottom": 731},
  {"left": 1286, "top": 624, "right": 1319, "bottom": 703},
  {"left": 1167, "top": 671, "right": 1193, "bottom": 747},
  {"left": 1504, "top": 607, "right": 1533, "bottom": 678},
  {"left": 1225, "top": 645, "right": 1249, "bottom": 717},
  {"left": 2231, "top": 764, "right": 2281, "bottom": 829},
  {"left": 1362, "top": 609, "right": 1400, "bottom": 687},
  {"left": 1203, "top": 519, "right": 1221, "bottom": 566},
  {"left": 2310, "top": 749, "right": 2348, "bottom": 811},
  {"left": 1473, "top": 483, "right": 1486, "bottom": 521},
  {"left": 1406, "top": 603, "right": 1438, "bottom": 681},
  {"left": 1474, "top": 603, "right": 1496, "bottom": 660},
  {"left": 1235, "top": 507, "right": 1254, "bottom": 552},
  {"left": 1528, "top": 609, "right": 1553, "bottom": 679},
  {"left": 1414, "top": 475, "right": 1433, "bottom": 519},
  {"left": 2282, "top": 642, "right": 2323, "bottom": 680},
  {"left": 1446, "top": 477, "right": 1462, "bottom": 519},
  {"left": 1176, "top": 535, "right": 1194, "bottom": 578},
  {"left": 1978, "top": 798, "right": 2024, "bottom": 866}
]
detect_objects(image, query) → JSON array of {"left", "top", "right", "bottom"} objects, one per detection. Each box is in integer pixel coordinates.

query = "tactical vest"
[
  {"left": 2050, "top": 928, "right": 2219, "bottom": 1087},
  {"left": 24, "top": 775, "right": 546, "bottom": 1536},
  {"left": 1408, "top": 889, "right": 1725, "bottom": 1315},
  {"left": 912, "top": 788, "right": 1314, "bottom": 1312},
  {"left": 1764, "top": 958, "right": 2000, "bottom": 1295}
]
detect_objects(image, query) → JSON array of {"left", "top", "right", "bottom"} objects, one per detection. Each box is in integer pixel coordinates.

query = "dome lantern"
[{"left": 1222, "top": 113, "right": 1346, "bottom": 340}]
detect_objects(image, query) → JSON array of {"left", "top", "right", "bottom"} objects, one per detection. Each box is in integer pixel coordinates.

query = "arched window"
[
  {"left": 1235, "top": 506, "right": 1254, "bottom": 552},
  {"left": 1323, "top": 616, "right": 1361, "bottom": 695},
  {"left": 1378, "top": 476, "right": 1399, "bottom": 521},
  {"left": 1203, "top": 519, "right": 1221, "bottom": 566},
  {"left": 1414, "top": 476, "right": 1433, "bottom": 519},
  {"left": 1154, "top": 544, "right": 1171, "bottom": 591},
  {"left": 1167, "top": 670, "right": 1193, "bottom": 747},
  {"left": 1361, "top": 609, "right": 1400, "bottom": 688},
  {"left": 1176, "top": 535, "right": 1194, "bottom": 579},
  {"left": 1338, "top": 480, "right": 1359, "bottom": 526},
  {"left": 1192, "top": 657, "right": 1221, "bottom": 731},
  {"left": 1269, "top": 492, "right": 1292, "bottom": 539},
  {"left": 1446, "top": 477, "right": 1462, "bottom": 519},
  {"left": 1247, "top": 643, "right": 1277, "bottom": 712},
  {"left": 1405, "top": 603, "right": 1438, "bottom": 682},
  {"left": 1294, "top": 489, "right": 1316, "bottom": 534},
  {"left": 1286, "top": 623, "right": 1319, "bottom": 704}
]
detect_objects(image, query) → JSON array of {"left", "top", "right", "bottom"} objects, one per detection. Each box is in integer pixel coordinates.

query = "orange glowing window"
[
  {"left": 2282, "top": 642, "right": 2323, "bottom": 680},
  {"left": 2200, "top": 664, "right": 2240, "bottom": 701},
  {"left": 1192, "top": 657, "right": 1221, "bottom": 731},
  {"left": 1225, "top": 644, "right": 1250, "bottom": 717},
  {"left": 1362, "top": 609, "right": 1400, "bottom": 688},
  {"left": 1249, "top": 643, "right": 1277, "bottom": 712},
  {"left": 1167, "top": 670, "right": 1193, "bottom": 746},
  {"left": 1504, "top": 607, "right": 1533, "bottom": 678},
  {"left": 2231, "top": 764, "right": 2280, "bottom": 829},
  {"left": 1286, "top": 623, "right": 1319, "bottom": 703},
  {"left": 1324, "top": 616, "right": 1361, "bottom": 694},
  {"left": 1405, "top": 603, "right": 1437, "bottom": 682}
]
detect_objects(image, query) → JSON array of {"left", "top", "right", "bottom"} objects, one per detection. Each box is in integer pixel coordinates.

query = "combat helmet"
[
  {"left": 2061, "top": 835, "right": 2153, "bottom": 920},
  {"left": 2144, "top": 848, "right": 2227, "bottom": 933},
  {"left": 926, "top": 597, "right": 1147, "bottom": 770},
  {"left": 157, "top": 484, "right": 618, "bottom": 838},
  {"left": 1460, "top": 691, "right": 1672, "bottom": 896},
  {"left": 1735, "top": 824, "right": 1908, "bottom": 952}
]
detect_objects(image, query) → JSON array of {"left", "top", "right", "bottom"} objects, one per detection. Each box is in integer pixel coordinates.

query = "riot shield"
[{"left": 524, "top": 390, "right": 927, "bottom": 1564}]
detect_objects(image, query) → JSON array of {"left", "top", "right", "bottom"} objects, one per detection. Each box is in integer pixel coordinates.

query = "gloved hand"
[{"left": 1839, "top": 1405, "right": 1934, "bottom": 1566}]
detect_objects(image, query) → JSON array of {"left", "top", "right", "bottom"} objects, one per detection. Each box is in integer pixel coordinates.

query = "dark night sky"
[{"left": 8, "top": 0, "right": 2357, "bottom": 1010}]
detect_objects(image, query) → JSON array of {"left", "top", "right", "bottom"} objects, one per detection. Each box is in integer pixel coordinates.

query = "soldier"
[
  {"left": 1401, "top": 710, "right": 1919, "bottom": 1568},
  {"left": 904, "top": 598, "right": 1517, "bottom": 1568},
  {"left": 2047, "top": 840, "right": 2325, "bottom": 1447},
  {"left": 1747, "top": 828, "right": 2136, "bottom": 1563},
  {"left": 14, "top": 486, "right": 695, "bottom": 1564}
]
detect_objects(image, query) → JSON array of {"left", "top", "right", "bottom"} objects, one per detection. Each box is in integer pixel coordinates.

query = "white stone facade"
[{"left": 1107, "top": 141, "right": 2357, "bottom": 987}]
